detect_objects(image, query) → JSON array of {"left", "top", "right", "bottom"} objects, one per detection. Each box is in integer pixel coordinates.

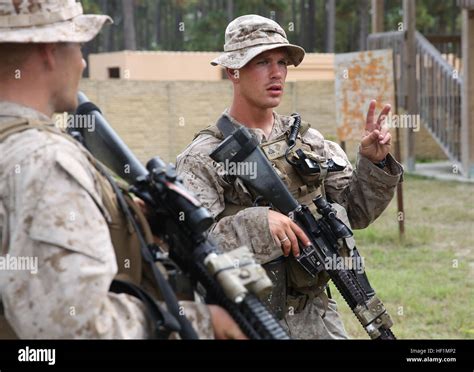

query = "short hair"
[{"left": 0, "top": 43, "right": 35, "bottom": 77}]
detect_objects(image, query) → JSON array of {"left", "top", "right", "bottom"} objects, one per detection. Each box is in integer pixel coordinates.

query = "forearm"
[
  {"left": 176, "top": 301, "right": 214, "bottom": 339},
  {"left": 329, "top": 152, "right": 403, "bottom": 229},
  {"left": 209, "top": 206, "right": 281, "bottom": 264}
]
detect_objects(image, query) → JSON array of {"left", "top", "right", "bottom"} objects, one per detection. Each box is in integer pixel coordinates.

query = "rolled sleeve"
[{"left": 318, "top": 139, "right": 403, "bottom": 229}]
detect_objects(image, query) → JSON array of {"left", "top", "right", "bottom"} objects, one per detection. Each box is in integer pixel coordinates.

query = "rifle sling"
[{"left": 95, "top": 161, "right": 199, "bottom": 340}]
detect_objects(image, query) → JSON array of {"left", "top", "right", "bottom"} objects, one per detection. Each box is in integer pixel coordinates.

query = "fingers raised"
[
  {"left": 365, "top": 100, "right": 377, "bottom": 132},
  {"left": 376, "top": 104, "right": 391, "bottom": 129}
]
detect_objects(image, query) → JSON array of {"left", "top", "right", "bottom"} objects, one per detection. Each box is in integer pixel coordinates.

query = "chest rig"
[
  {"left": 197, "top": 115, "right": 337, "bottom": 318},
  {"left": 0, "top": 119, "right": 186, "bottom": 338},
  {"left": 197, "top": 117, "right": 327, "bottom": 216},
  {"left": 261, "top": 122, "right": 326, "bottom": 211}
]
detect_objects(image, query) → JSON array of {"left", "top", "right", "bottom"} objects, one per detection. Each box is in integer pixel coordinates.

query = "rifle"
[
  {"left": 209, "top": 115, "right": 396, "bottom": 340},
  {"left": 70, "top": 92, "right": 289, "bottom": 340}
]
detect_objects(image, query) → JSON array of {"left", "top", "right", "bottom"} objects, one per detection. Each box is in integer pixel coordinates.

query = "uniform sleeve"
[
  {"left": 176, "top": 152, "right": 282, "bottom": 264},
  {"left": 177, "top": 301, "right": 214, "bottom": 339},
  {"left": 2, "top": 144, "right": 154, "bottom": 339},
  {"left": 306, "top": 129, "right": 403, "bottom": 229}
]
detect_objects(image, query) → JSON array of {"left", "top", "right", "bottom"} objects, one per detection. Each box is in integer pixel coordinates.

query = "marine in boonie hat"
[
  {"left": 211, "top": 14, "right": 305, "bottom": 70},
  {"left": 0, "top": 0, "right": 112, "bottom": 43}
]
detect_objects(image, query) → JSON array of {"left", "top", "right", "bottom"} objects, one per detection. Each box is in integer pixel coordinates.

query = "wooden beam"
[
  {"left": 461, "top": 9, "right": 474, "bottom": 177},
  {"left": 457, "top": 0, "right": 474, "bottom": 9},
  {"left": 326, "top": 0, "right": 335, "bottom": 52},
  {"left": 371, "top": 0, "right": 384, "bottom": 33},
  {"left": 403, "top": 0, "right": 417, "bottom": 171}
]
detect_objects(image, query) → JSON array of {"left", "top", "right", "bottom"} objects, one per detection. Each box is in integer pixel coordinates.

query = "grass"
[{"left": 330, "top": 174, "right": 474, "bottom": 339}]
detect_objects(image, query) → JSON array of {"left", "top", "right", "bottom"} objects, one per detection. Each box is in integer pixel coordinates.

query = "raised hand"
[{"left": 359, "top": 99, "right": 392, "bottom": 163}]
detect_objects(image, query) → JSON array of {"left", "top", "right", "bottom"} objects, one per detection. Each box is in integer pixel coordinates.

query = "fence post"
[
  {"left": 403, "top": 0, "right": 417, "bottom": 171},
  {"left": 371, "top": 0, "right": 384, "bottom": 33},
  {"left": 461, "top": 8, "right": 474, "bottom": 177}
]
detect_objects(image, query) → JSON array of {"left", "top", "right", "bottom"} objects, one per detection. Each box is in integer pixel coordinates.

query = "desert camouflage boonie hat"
[
  {"left": 0, "top": 0, "right": 112, "bottom": 43},
  {"left": 211, "top": 14, "right": 305, "bottom": 69}
]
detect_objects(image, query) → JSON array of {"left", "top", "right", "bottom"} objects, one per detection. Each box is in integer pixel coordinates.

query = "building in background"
[{"left": 88, "top": 51, "right": 335, "bottom": 81}]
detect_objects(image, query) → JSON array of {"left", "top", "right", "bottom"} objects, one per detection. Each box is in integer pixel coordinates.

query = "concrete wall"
[
  {"left": 88, "top": 51, "right": 335, "bottom": 82},
  {"left": 79, "top": 79, "right": 447, "bottom": 165},
  {"left": 89, "top": 51, "right": 223, "bottom": 81}
]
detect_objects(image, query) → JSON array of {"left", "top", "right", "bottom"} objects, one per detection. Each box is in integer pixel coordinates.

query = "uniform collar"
[
  {"left": 0, "top": 101, "right": 51, "bottom": 125},
  {"left": 223, "top": 109, "right": 292, "bottom": 143}
]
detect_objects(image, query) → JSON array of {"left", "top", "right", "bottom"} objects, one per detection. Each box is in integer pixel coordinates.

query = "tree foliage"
[{"left": 81, "top": 0, "right": 461, "bottom": 55}]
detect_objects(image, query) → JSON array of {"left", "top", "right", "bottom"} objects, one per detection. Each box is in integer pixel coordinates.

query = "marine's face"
[
  {"left": 237, "top": 48, "right": 289, "bottom": 109},
  {"left": 52, "top": 43, "right": 86, "bottom": 112}
]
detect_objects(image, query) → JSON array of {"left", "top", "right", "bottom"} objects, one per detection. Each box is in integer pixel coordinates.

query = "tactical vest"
[
  {"left": 0, "top": 118, "right": 165, "bottom": 338},
  {"left": 196, "top": 118, "right": 339, "bottom": 317}
]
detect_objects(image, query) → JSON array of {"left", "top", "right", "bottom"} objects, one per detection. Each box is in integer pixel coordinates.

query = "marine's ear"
[
  {"left": 37, "top": 43, "right": 58, "bottom": 71},
  {"left": 226, "top": 68, "right": 240, "bottom": 83}
]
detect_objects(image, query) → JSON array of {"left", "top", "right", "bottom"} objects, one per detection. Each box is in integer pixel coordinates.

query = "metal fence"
[{"left": 368, "top": 31, "right": 462, "bottom": 165}]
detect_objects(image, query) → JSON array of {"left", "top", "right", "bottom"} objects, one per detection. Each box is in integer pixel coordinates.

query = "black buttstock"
[
  {"left": 210, "top": 126, "right": 298, "bottom": 214},
  {"left": 74, "top": 91, "right": 147, "bottom": 183}
]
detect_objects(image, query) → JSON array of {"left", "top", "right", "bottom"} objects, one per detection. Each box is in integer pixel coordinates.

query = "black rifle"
[
  {"left": 210, "top": 115, "right": 396, "bottom": 340},
  {"left": 70, "top": 92, "right": 289, "bottom": 340}
]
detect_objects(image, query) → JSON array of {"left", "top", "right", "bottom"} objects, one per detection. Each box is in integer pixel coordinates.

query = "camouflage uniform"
[
  {"left": 177, "top": 112, "right": 403, "bottom": 339},
  {"left": 176, "top": 15, "right": 404, "bottom": 339},
  {"left": 0, "top": 0, "right": 213, "bottom": 339},
  {"left": 0, "top": 104, "right": 214, "bottom": 339}
]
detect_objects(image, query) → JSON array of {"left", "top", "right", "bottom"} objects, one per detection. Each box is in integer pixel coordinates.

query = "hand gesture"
[{"left": 359, "top": 100, "right": 392, "bottom": 163}]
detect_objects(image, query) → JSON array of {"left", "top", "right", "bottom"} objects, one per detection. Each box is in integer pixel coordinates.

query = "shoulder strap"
[
  {"left": 299, "top": 121, "right": 311, "bottom": 136},
  {"left": 0, "top": 118, "right": 65, "bottom": 142},
  {"left": 201, "top": 115, "right": 312, "bottom": 142},
  {"left": 193, "top": 124, "right": 224, "bottom": 141},
  {"left": 0, "top": 119, "right": 31, "bottom": 141}
]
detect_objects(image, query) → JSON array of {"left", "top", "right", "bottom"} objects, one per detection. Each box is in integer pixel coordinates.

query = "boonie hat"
[
  {"left": 0, "top": 0, "right": 111, "bottom": 43},
  {"left": 211, "top": 14, "right": 305, "bottom": 69}
]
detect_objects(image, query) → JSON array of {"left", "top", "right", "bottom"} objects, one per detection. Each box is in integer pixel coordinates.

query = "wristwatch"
[{"left": 374, "top": 157, "right": 387, "bottom": 169}]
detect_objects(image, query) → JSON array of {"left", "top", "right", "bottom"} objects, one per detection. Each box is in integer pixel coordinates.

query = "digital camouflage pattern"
[
  {"left": 211, "top": 14, "right": 305, "bottom": 69},
  {"left": 176, "top": 111, "right": 404, "bottom": 339},
  {"left": 0, "top": 101, "right": 213, "bottom": 339},
  {"left": 0, "top": 0, "right": 111, "bottom": 43}
]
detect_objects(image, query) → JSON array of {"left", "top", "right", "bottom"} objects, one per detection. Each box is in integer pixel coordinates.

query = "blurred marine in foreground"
[{"left": 0, "top": 0, "right": 245, "bottom": 339}]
